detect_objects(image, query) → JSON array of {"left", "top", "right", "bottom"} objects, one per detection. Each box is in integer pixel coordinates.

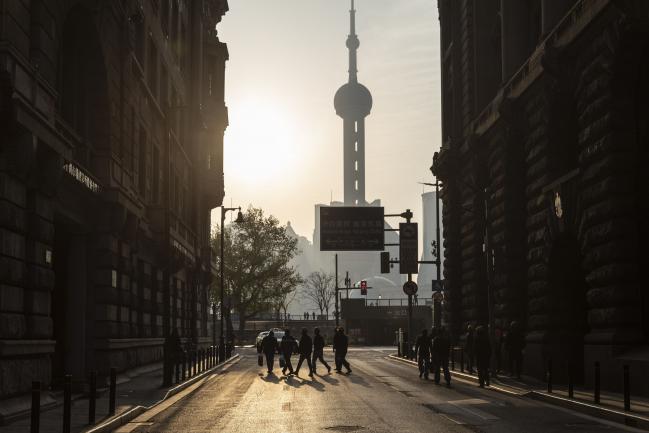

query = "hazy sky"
[{"left": 216, "top": 0, "right": 441, "bottom": 243}]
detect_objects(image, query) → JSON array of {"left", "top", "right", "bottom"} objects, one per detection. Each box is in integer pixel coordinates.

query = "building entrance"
[
  {"left": 548, "top": 235, "right": 589, "bottom": 383},
  {"left": 52, "top": 220, "right": 88, "bottom": 386}
]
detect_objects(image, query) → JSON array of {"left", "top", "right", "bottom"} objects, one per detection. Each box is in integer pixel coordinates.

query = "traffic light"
[
  {"left": 360, "top": 280, "right": 367, "bottom": 296},
  {"left": 380, "top": 251, "right": 390, "bottom": 274}
]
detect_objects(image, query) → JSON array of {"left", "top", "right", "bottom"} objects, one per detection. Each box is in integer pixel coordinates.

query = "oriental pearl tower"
[{"left": 334, "top": 0, "right": 373, "bottom": 207}]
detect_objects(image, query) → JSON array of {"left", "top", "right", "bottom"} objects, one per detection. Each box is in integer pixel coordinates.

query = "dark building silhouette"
[
  {"left": 0, "top": 0, "right": 229, "bottom": 402},
  {"left": 334, "top": 0, "right": 372, "bottom": 207},
  {"left": 433, "top": 0, "right": 649, "bottom": 391}
]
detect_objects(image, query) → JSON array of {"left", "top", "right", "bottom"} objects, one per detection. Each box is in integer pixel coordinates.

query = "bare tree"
[{"left": 301, "top": 271, "right": 336, "bottom": 318}]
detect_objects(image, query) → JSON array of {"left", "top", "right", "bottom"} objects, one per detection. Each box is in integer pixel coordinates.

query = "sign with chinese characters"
[
  {"left": 399, "top": 222, "right": 418, "bottom": 274},
  {"left": 320, "top": 206, "right": 384, "bottom": 251}
]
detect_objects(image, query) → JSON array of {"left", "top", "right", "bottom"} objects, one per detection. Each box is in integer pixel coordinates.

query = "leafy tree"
[
  {"left": 301, "top": 271, "right": 336, "bottom": 318},
  {"left": 212, "top": 207, "right": 302, "bottom": 337}
]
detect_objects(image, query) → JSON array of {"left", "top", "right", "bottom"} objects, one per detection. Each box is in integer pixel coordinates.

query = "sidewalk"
[
  {"left": 388, "top": 354, "right": 649, "bottom": 430},
  {"left": 0, "top": 355, "right": 239, "bottom": 433}
]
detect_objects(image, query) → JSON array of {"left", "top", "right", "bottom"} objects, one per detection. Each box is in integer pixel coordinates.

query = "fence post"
[
  {"left": 30, "top": 381, "right": 40, "bottom": 433},
  {"left": 624, "top": 365, "right": 630, "bottom": 411},
  {"left": 547, "top": 360, "right": 553, "bottom": 393},
  {"left": 109, "top": 367, "right": 117, "bottom": 415},
  {"left": 63, "top": 374, "right": 72, "bottom": 433},
  {"left": 450, "top": 348, "right": 455, "bottom": 371},
  {"left": 175, "top": 356, "right": 180, "bottom": 383},
  {"left": 594, "top": 362, "right": 600, "bottom": 404},
  {"left": 567, "top": 361, "right": 574, "bottom": 398},
  {"left": 182, "top": 352, "right": 186, "bottom": 380},
  {"left": 89, "top": 371, "right": 97, "bottom": 424},
  {"left": 460, "top": 348, "right": 464, "bottom": 373}
]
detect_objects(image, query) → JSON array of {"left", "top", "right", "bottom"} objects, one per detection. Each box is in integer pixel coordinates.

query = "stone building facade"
[
  {"left": 0, "top": 0, "right": 228, "bottom": 401},
  {"left": 433, "top": 0, "right": 649, "bottom": 390}
]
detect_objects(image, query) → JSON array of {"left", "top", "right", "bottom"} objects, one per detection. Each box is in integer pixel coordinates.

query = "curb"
[
  {"left": 387, "top": 354, "right": 649, "bottom": 431},
  {"left": 86, "top": 354, "right": 241, "bottom": 433}
]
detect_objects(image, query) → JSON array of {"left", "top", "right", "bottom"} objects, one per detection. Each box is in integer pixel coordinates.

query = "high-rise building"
[
  {"left": 417, "top": 191, "right": 443, "bottom": 296},
  {"left": 334, "top": 0, "right": 373, "bottom": 207},
  {"left": 433, "top": 0, "right": 649, "bottom": 389},
  {"left": 0, "top": 0, "right": 229, "bottom": 403}
]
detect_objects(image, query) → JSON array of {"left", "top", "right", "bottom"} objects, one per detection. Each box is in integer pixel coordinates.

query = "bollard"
[
  {"left": 624, "top": 365, "right": 630, "bottom": 411},
  {"left": 547, "top": 360, "right": 553, "bottom": 393},
  {"left": 175, "top": 357, "right": 180, "bottom": 383},
  {"left": 63, "top": 375, "right": 72, "bottom": 433},
  {"left": 182, "top": 352, "right": 186, "bottom": 381},
  {"left": 460, "top": 348, "right": 464, "bottom": 373},
  {"left": 31, "top": 381, "right": 40, "bottom": 433},
  {"left": 202, "top": 349, "right": 205, "bottom": 372},
  {"left": 89, "top": 371, "right": 97, "bottom": 425},
  {"left": 109, "top": 367, "right": 117, "bottom": 415},
  {"left": 450, "top": 348, "right": 455, "bottom": 371},
  {"left": 594, "top": 362, "right": 600, "bottom": 404},
  {"left": 567, "top": 362, "right": 574, "bottom": 398}
]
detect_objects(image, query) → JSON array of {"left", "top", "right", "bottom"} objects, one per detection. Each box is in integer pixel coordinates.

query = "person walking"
[
  {"left": 474, "top": 325, "right": 491, "bottom": 387},
  {"left": 295, "top": 328, "right": 314, "bottom": 377},
  {"left": 312, "top": 328, "right": 332, "bottom": 374},
  {"left": 333, "top": 327, "right": 352, "bottom": 374},
  {"left": 260, "top": 330, "right": 279, "bottom": 373},
  {"left": 432, "top": 327, "right": 451, "bottom": 387},
  {"left": 505, "top": 321, "right": 524, "bottom": 379},
  {"left": 465, "top": 324, "right": 475, "bottom": 374},
  {"left": 414, "top": 329, "right": 432, "bottom": 379},
  {"left": 280, "top": 329, "right": 296, "bottom": 376}
]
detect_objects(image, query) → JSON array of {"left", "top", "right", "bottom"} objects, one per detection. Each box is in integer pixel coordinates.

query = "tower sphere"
[{"left": 334, "top": 82, "right": 373, "bottom": 119}]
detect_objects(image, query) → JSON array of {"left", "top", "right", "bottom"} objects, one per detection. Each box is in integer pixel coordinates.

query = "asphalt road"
[{"left": 127, "top": 347, "right": 641, "bottom": 433}]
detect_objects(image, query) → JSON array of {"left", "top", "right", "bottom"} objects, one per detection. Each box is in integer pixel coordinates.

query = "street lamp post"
[{"left": 219, "top": 206, "right": 244, "bottom": 363}]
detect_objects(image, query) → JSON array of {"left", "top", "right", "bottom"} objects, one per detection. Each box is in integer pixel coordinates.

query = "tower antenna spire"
[{"left": 347, "top": 0, "right": 359, "bottom": 83}]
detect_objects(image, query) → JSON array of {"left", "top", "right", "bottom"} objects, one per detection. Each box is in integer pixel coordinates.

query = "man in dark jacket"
[
  {"left": 280, "top": 329, "right": 296, "bottom": 376},
  {"left": 260, "top": 330, "right": 279, "bottom": 373},
  {"left": 333, "top": 327, "right": 351, "bottom": 373},
  {"left": 465, "top": 324, "right": 475, "bottom": 374},
  {"left": 414, "top": 329, "right": 432, "bottom": 379},
  {"left": 432, "top": 327, "right": 451, "bottom": 387},
  {"left": 474, "top": 325, "right": 491, "bottom": 387},
  {"left": 295, "top": 328, "right": 314, "bottom": 377},
  {"left": 312, "top": 328, "right": 331, "bottom": 374}
]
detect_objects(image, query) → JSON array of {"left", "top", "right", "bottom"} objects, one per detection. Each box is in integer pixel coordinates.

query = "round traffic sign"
[
  {"left": 432, "top": 291, "right": 444, "bottom": 302},
  {"left": 403, "top": 280, "right": 418, "bottom": 296}
]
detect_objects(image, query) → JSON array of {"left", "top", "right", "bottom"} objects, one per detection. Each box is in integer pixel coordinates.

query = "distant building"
[
  {"left": 433, "top": 0, "right": 649, "bottom": 389},
  {"left": 301, "top": 1, "right": 403, "bottom": 303},
  {"left": 0, "top": 0, "right": 229, "bottom": 402}
]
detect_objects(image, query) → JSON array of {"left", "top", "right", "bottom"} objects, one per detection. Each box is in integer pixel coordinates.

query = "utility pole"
[
  {"left": 434, "top": 178, "right": 442, "bottom": 328},
  {"left": 334, "top": 254, "right": 340, "bottom": 327}
]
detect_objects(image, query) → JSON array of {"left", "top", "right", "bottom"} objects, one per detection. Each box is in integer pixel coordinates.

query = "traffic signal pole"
[
  {"left": 434, "top": 179, "right": 442, "bottom": 329},
  {"left": 335, "top": 254, "right": 339, "bottom": 327}
]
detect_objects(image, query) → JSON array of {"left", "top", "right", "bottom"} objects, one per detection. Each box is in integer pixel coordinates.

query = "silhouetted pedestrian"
[
  {"left": 465, "top": 324, "right": 475, "bottom": 374},
  {"left": 505, "top": 321, "right": 524, "bottom": 379},
  {"left": 474, "top": 325, "right": 491, "bottom": 387},
  {"left": 312, "top": 312, "right": 316, "bottom": 320},
  {"left": 494, "top": 326, "right": 503, "bottom": 375},
  {"left": 312, "top": 328, "right": 332, "bottom": 374},
  {"left": 295, "top": 328, "right": 314, "bottom": 377},
  {"left": 415, "top": 329, "right": 432, "bottom": 379},
  {"left": 333, "top": 327, "right": 352, "bottom": 373},
  {"left": 432, "top": 327, "right": 451, "bottom": 387},
  {"left": 280, "top": 329, "right": 296, "bottom": 375},
  {"left": 260, "top": 330, "right": 279, "bottom": 373}
]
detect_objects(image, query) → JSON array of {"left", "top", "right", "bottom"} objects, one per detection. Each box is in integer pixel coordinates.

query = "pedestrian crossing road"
[{"left": 116, "top": 348, "right": 643, "bottom": 433}]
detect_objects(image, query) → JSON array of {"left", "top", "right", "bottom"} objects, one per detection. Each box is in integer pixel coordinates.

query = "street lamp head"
[{"left": 234, "top": 208, "right": 244, "bottom": 224}]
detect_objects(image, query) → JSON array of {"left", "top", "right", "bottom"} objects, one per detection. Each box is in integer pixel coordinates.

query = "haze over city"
[{"left": 218, "top": 0, "right": 441, "bottom": 243}]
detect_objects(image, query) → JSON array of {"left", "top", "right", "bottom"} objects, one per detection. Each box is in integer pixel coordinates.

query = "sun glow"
[{"left": 224, "top": 98, "right": 303, "bottom": 186}]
